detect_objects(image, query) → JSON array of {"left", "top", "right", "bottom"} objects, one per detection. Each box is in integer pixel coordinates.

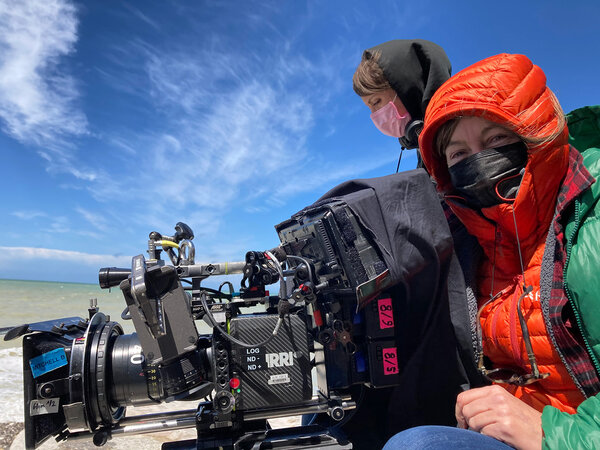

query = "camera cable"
[
  {"left": 265, "top": 250, "right": 286, "bottom": 299},
  {"left": 286, "top": 255, "right": 315, "bottom": 285},
  {"left": 199, "top": 250, "right": 292, "bottom": 348},
  {"left": 199, "top": 293, "right": 284, "bottom": 348}
]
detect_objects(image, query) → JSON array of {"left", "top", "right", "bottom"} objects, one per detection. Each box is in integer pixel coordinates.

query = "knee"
[{"left": 382, "top": 426, "right": 452, "bottom": 450}]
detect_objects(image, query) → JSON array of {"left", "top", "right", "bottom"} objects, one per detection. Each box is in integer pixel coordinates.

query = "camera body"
[{"left": 13, "top": 201, "right": 403, "bottom": 449}]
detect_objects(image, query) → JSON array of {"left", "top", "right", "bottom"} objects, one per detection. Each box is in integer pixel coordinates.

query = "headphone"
[{"left": 398, "top": 119, "right": 424, "bottom": 150}]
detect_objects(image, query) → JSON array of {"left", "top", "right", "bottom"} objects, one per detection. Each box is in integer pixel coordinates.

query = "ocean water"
[{"left": 0, "top": 279, "right": 136, "bottom": 423}]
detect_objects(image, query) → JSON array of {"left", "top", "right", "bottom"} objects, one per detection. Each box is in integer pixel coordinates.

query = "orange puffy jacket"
[{"left": 419, "top": 54, "right": 583, "bottom": 413}]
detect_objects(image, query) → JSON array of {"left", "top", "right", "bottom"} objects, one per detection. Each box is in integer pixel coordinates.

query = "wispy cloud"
[
  {"left": 89, "top": 34, "right": 368, "bottom": 225},
  {"left": 0, "top": 0, "right": 99, "bottom": 186},
  {"left": 122, "top": 4, "right": 162, "bottom": 31},
  {"left": 47, "top": 216, "right": 71, "bottom": 234},
  {"left": 11, "top": 210, "right": 47, "bottom": 220},
  {"left": 76, "top": 207, "right": 109, "bottom": 232},
  {"left": 0, "top": 0, "right": 87, "bottom": 146},
  {"left": 1, "top": 4, "right": 393, "bottom": 267}
]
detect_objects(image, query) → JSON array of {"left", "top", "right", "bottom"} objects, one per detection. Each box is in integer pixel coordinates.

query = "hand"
[{"left": 455, "top": 385, "right": 542, "bottom": 450}]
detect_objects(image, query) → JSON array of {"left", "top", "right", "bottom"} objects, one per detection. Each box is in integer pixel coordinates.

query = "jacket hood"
[
  {"left": 419, "top": 54, "right": 570, "bottom": 278},
  {"left": 364, "top": 39, "right": 451, "bottom": 120},
  {"left": 419, "top": 53, "right": 569, "bottom": 193}
]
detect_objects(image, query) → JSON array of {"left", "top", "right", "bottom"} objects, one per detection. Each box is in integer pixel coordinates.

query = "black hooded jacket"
[
  {"left": 291, "top": 170, "right": 483, "bottom": 449},
  {"left": 361, "top": 39, "right": 451, "bottom": 151},
  {"left": 363, "top": 39, "right": 451, "bottom": 121}
]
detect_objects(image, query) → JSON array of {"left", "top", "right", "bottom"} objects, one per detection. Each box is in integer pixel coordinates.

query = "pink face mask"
[{"left": 370, "top": 95, "right": 412, "bottom": 138}]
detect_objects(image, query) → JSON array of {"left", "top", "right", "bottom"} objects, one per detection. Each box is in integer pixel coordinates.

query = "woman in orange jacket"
[{"left": 383, "top": 54, "right": 600, "bottom": 449}]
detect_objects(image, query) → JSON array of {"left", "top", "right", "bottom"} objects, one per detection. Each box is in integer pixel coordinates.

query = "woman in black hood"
[{"left": 353, "top": 39, "right": 451, "bottom": 162}]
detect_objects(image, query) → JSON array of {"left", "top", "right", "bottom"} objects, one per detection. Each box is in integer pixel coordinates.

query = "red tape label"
[
  {"left": 378, "top": 297, "right": 394, "bottom": 329},
  {"left": 382, "top": 347, "right": 399, "bottom": 375}
]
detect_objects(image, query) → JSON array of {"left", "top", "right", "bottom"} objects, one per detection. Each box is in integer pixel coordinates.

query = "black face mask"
[{"left": 448, "top": 141, "right": 529, "bottom": 209}]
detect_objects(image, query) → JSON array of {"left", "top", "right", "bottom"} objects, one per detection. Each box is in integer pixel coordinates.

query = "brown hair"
[
  {"left": 352, "top": 50, "right": 391, "bottom": 97},
  {"left": 434, "top": 118, "right": 461, "bottom": 160}
]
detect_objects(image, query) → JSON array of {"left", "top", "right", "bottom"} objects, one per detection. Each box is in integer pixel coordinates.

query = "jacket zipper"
[{"left": 563, "top": 198, "right": 600, "bottom": 376}]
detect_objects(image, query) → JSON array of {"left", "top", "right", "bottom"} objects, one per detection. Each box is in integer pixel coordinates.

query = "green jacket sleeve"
[
  {"left": 565, "top": 106, "right": 600, "bottom": 374},
  {"left": 542, "top": 396, "right": 600, "bottom": 449}
]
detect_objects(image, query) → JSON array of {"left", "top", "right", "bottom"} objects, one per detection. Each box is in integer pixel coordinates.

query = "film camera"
[{"left": 7, "top": 171, "right": 470, "bottom": 449}]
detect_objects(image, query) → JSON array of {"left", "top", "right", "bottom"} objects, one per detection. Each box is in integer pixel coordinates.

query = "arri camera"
[{"left": 7, "top": 171, "right": 472, "bottom": 449}]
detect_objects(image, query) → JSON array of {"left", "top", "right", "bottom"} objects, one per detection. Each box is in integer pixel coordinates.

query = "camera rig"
[
  {"left": 7, "top": 170, "right": 475, "bottom": 449},
  {"left": 9, "top": 202, "right": 402, "bottom": 449}
]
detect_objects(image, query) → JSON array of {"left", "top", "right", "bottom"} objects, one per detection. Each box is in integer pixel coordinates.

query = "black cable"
[
  {"left": 396, "top": 148, "right": 404, "bottom": 173},
  {"left": 287, "top": 255, "right": 314, "bottom": 285},
  {"left": 218, "top": 281, "right": 235, "bottom": 302},
  {"left": 200, "top": 294, "right": 282, "bottom": 348},
  {"left": 194, "top": 286, "right": 232, "bottom": 301}
]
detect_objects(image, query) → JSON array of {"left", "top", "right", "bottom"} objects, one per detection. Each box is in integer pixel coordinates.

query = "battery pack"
[{"left": 229, "top": 314, "right": 312, "bottom": 410}]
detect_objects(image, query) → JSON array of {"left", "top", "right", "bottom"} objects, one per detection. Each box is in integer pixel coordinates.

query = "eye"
[
  {"left": 488, "top": 133, "right": 508, "bottom": 145},
  {"left": 485, "top": 129, "right": 520, "bottom": 148},
  {"left": 447, "top": 149, "right": 467, "bottom": 164}
]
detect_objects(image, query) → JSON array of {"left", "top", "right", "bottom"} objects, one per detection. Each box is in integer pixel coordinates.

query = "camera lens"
[{"left": 110, "top": 333, "right": 159, "bottom": 406}]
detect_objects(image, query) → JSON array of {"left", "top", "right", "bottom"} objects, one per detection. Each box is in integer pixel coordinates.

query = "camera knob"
[
  {"left": 318, "top": 329, "right": 334, "bottom": 345},
  {"left": 214, "top": 391, "right": 235, "bottom": 414},
  {"left": 39, "top": 382, "right": 55, "bottom": 398},
  {"left": 328, "top": 406, "right": 345, "bottom": 421}
]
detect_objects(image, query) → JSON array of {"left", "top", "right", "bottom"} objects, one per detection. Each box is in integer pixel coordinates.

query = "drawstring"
[
  {"left": 476, "top": 167, "right": 548, "bottom": 383},
  {"left": 489, "top": 224, "right": 499, "bottom": 302},
  {"left": 511, "top": 206, "right": 528, "bottom": 290},
  {"left": 478, "top": 208, "right": 531, "bottom": 362}
]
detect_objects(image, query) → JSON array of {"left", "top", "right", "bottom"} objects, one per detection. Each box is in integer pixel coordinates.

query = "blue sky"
[{"left": 1, "top": 0, "right": 599, "bottom": 284}]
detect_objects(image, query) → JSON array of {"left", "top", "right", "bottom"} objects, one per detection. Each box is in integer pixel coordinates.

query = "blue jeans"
[{"left": 382, "top": 426, "right": 514, "bottom": 450}]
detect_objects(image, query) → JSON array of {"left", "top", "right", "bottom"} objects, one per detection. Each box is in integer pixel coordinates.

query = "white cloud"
[
  {"left": 2, "top": 7, "right": 392, "bottom": 263},
  {"left": 123, "top": 4, "right": 161, "bottom": 31},
  {"left": 11, "top": 210, "right": 46, "bottom": 220},
  {"left": 0, "top": 246, "right": 131, "bottom": 266},
  {"left": 47, "top": 216, "right": 70, "bottom": 234},
  {"left": 145, "top": 46, "right": 248, "bottom": 114},
  {"left": 77, "top": 33, "right": 396, "bottom": 248},
  {"left": 0, "top": 0, "right": 87, "bottom": 145},
  {"left": 76, "top": 207, "right": 109, "bottom": 232},
  {"left": 82, "top": 45, "right": 322, "bottom": 233},
  {"left": 0, "top": 0, "right": 97, "bottom": 184}
]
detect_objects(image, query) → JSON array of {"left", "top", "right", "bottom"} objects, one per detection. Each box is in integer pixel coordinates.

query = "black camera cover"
[{"left": 279, "top": 169, "right": 479, "bottom": 448}]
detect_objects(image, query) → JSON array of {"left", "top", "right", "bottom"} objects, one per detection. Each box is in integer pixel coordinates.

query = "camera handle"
[
  {"left": 130, "top": 255, "right": 165, "bottom": 337},
  {"left": 147, "top": 222, "right": 195, "bottom": 266}
]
